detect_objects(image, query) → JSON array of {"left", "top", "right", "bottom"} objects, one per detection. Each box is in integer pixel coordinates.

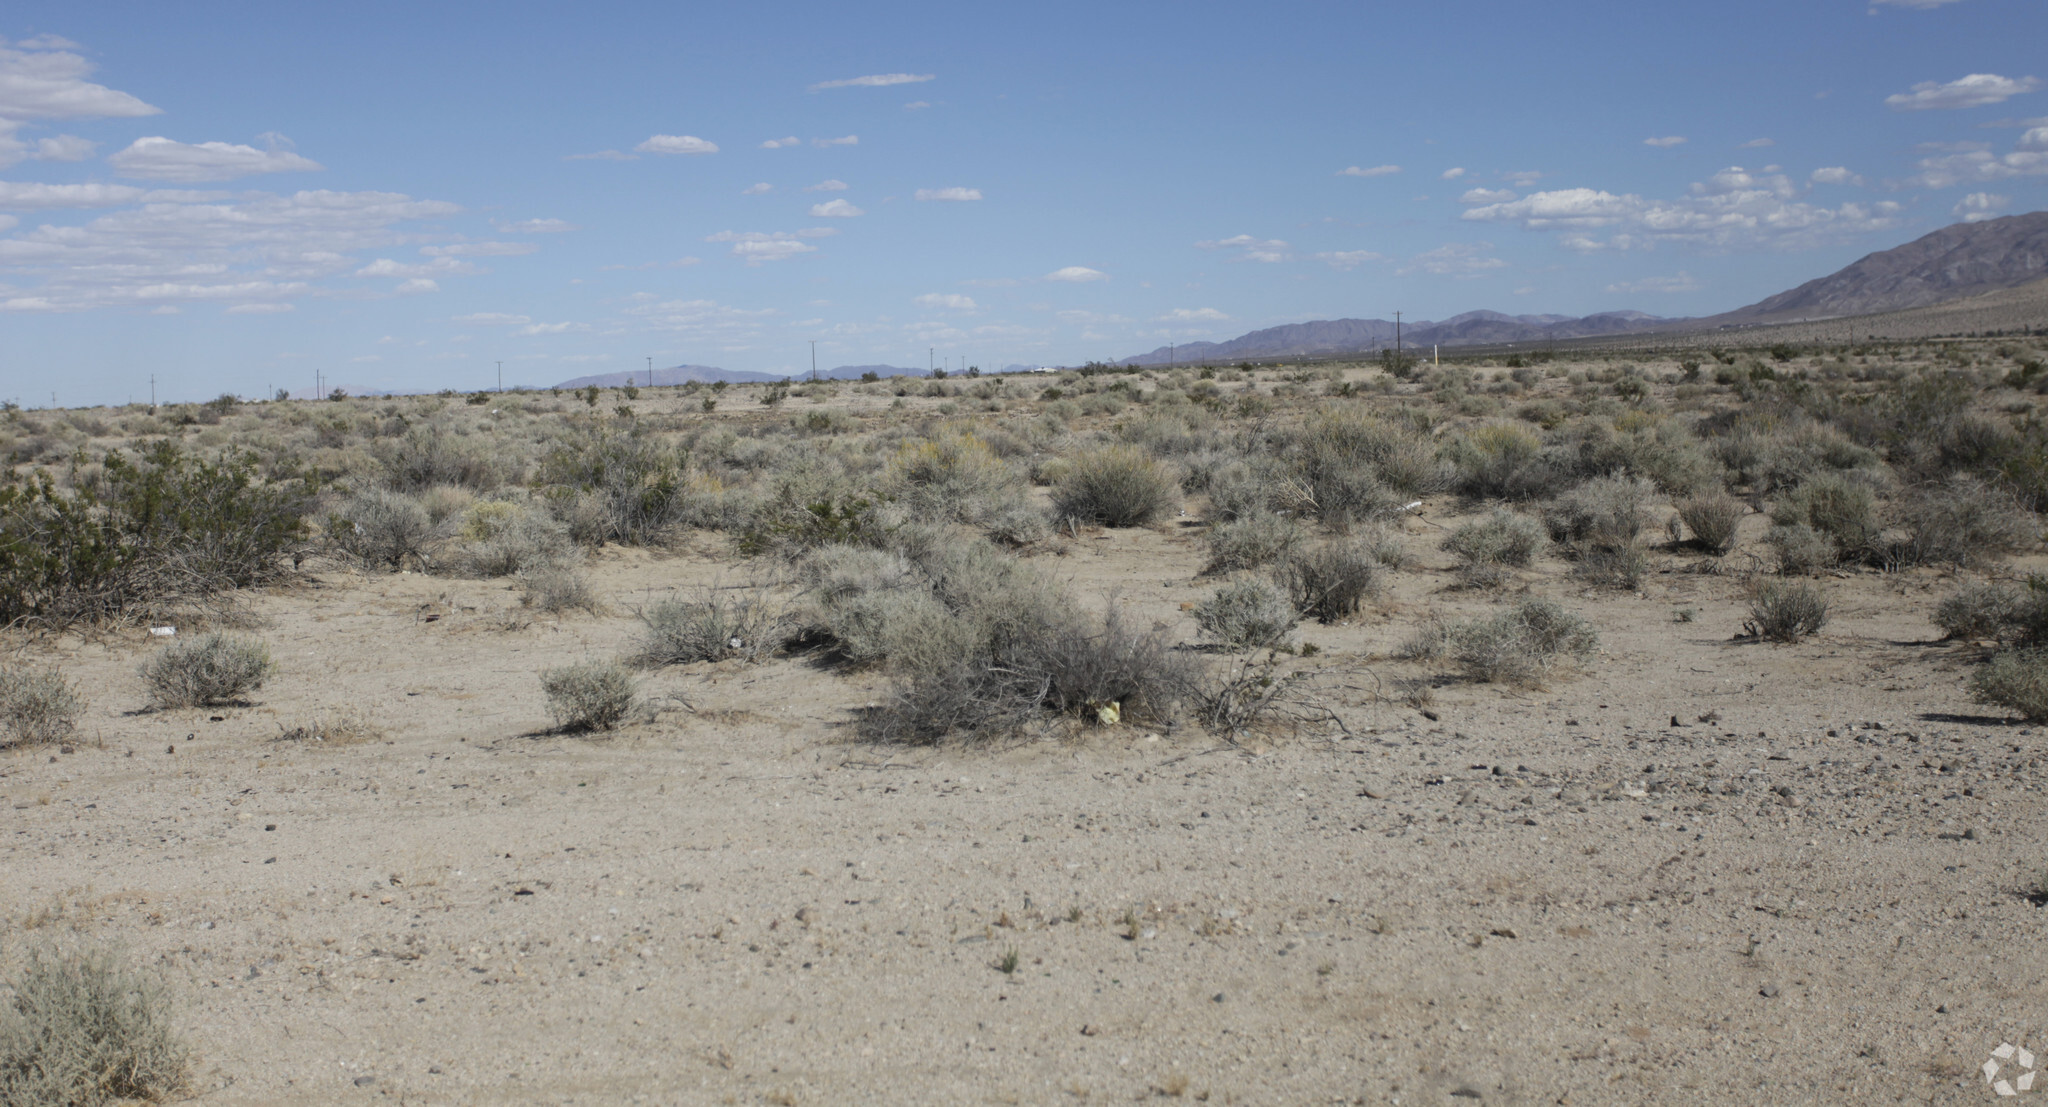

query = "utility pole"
[
  {"left": 1169, "top": 343, "right": 1175, "bottom": 368},
  {"left": 647, "top": 356, "right": 653, "bottom": 383},
  {"left": 149, "top": 374, "right": 156, "bottom": 409},
  {"left": 810, "top": 340, "right": 817, "bottom": 381},
  {"left": 1394, "top": 311, "right": 1402, "bottom": 359},
  {"left": 496, "top": 361, "right": 503, "bottom": 393},
  {"left": 929, "top": 347, "right": 934, "bottom": 376}
]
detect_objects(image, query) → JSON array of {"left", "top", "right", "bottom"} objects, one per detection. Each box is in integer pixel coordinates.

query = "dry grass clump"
[
  {"left": 1890, "top": 475, "right": 2035, "bottom": 568},
  {"left": 1203, "top": 509, "right": 1305, "bottom": 573},
  {"left": 1405, "top": 597, "right": 1599, "bottom": 688},
  {"left": 139, "top": 634, "right": 273, "bottom": 708},
  {"left": 1442, "top": 510, "right": 1543, "bottom": 587},
  {"left": 0, "top": 942, "right": 189, "bottom": 1107},
  {"left": 636, "top": 583, "right": 791, "bottom": 665},
  {"left": 1292, "top": 406, "right": 1446, "bottom": 526},
  {"left": 272, "top": 707, "right": 385, "bottom": 746},
  {"left": 884, "top": 429, "right": 1033, "bottom": 529},
  {"left": 1545, "top": 475, "right": 1653, "bottom": 588},
  {"left": 0, "top": 664, "right": 83, "bottom": 747},
  {"left": 1272, "top": 537, "right": 1386, "bottom": 622},
  {"left": 1767, "top": 472, "right": 1879, "bottom": 563},
  {"left": 1448, "top": 423, "right": 1549, "bottom": 501},
  {"left": 1746, "top": 580, "right": 1830, "bottom": 642},
  {"left": 517, "top": 565, "right": 602, "bottom": 616},
  {"left": 1192, "top": 577, "right": 1297, "bottom": 649},
  {"left": 1673, "top": 491, "right": 1744, "bottom": 553},
  {"left": 444, "top": 502, "right": 575, "bottom": 578},
  {"left": 1052, "top": 445, "right": 1179, "bottom": 527},
  {"left": 328, "top": 488, "right": 438, "bottom": 570},
  {"left": 539, "top": 659, "right": 637, "bottom": 731}
]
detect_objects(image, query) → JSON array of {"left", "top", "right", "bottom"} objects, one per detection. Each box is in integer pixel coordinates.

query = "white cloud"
[
  {"left": 0, "top": 214, "right": 14, "bottom": 231},
  {"left": 1045, "top": 266, "right": 1108, "bottom": 283},
  {"left": 1195, "top": 234, "right": 1290, "bottom": 263},
  {"left": 516, "top": 321, "right": 586, "bottom": 335},
  {"left": 1312, "top": 250, "right": 1384, "bottom": 270},
  {"left": 353, "top": 256, "right": 482, "bottom": 279},
  {"left": 396, "top": 278, "right": 438, "bottom": 294},
  {"left": 1739, "top": 137, "right": 1777, "bottom": 148},
  {"left": 1809, "top": 166, "right": 1865, "bottom": 186},
  {"left": 634, "top": 134, "right": 718, "bottom": 155},
  {"left": 1503, "top": 170, "right": 1544, "bottom": 186},
  {"left": 1337, "top": 164, "right": 1401, "bottom": 178},
  {"left": 107, "top": 136, "right": 323, "bottom": 182},
  {"left": 904, "top": 100, "right": 931, "bottom": 110},
  {"left": 812, "top": 135, "right": 858, "bottom": 147},
  {"left": 1158, "top": 307, "right": 1228, "bottom": 322},
  {"left": 1887, "top": 73, "right": 2042, "bottom": 111},
  {"left": 1644, "top": 136, "right": 1688, "bottom": 148},
  {"left": 0, "top": 37, "right": 160, "bottom": 121},
  {"left": 224, "top": 302, "right": 293, "bottom": 314},
  {"left": 702, "top": 229, "right": 833, "bottom": 263},
  {"left": 1440, "top": 167, "right": 1466, "bottom": 180},
  {"left": 808, "top": 198, "right": 863, "bottom": 217},
  {"left": 1459, "top": 187, "right": 1517, "bottom": 204},
  {"left": 452, "top": 312, "right": 532, "bottom": 325},
  {"left": 1606, "top": 272, "right": 1702, "bottom": 294},
  {"left": 1462, "top": 167, "right": 1904, "bottom": 250},
  {"left": 1402, "top": 242, "right": 1507, "bottom": 277},
  {"left": 621, "top": 297, "right": 777, "bottom": 340},
  {"left": 564, "top": 149, "right": 636, "bottom": 161},
  {"left": 804, "top": 179, "right": 849, "bottom": 192},
  {"left": 915, "top": 293, "right": 978, "bottom": 311},
  {"left": 915, "top": 187, "right": 982, "bottom": 201},
  {"left": 1907, "top": 128, "right": 2048, "bottom": 186},
  {"left": 1954, "top": 192, "right": 2011, "bottom": 221},
  {"left": 0, "top": 181, "right": 147, "bottom": 208},
  {"left": 810, "top": 73, "right": 934, "bottom": 91},
  {"left": 493, "top": 217, "right": 578, "bottom": 233},
  {"left": 31, "top": 134, "right": 93, "bottom": 161},
  {"left": 705, "top": 228, "right": 838, "bottom": 242},
  {"left": 761, "top": 136, "right": 800, "bottom": 150},
  {"left": 742, "top": 182, "right": 773, "bottom": 195},
  {"left": 420, "top": 241, "right": 538, "bottom": 257}
]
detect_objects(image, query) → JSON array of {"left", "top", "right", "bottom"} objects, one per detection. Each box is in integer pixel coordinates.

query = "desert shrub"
[
  {"left": 1204, "top": 510, "right": 1305, "bottom": 573},
  {"left": 1193, "top": 577, "right": 1298, "bottom": 648},
  {"left": 0, "top": 664, "right": 83, "bottom": 747},
  {"left": 539, "top": 659, "right": 636, "bottom": 731},
  {"left": 1674, "top": 491, "right": 1744, "bottom": 553},
  {"left": 1574, "top": 541, "right": 1649, "bottom": 590},
  {"left": 1273, "top": 538, "right": 1384, "bottom": 622},
  {"left": 0, "top": 942, "right": 189, "bottom": 1107},
  {"left": 328, "top": 488, "right": 437, "bottom": 570},
  {"left": 1445, "top": 597, "right": 1598, "bottom": 687},
  {"left": 1051, "top": 445, "right": 1178, "bottom": 527},
  {"left": 1935, "top": 581, "right": 2024, "bottom": 641},
  {"left": 1890, "top": 476, "right": 2035, "bottom": 569},
  {"left": 1544, "top": 475, "right": 1654, "bottom": 547},
  {"left": 140, "top": 634, "right": 273, "bottom": 708},
  {"left": 414, "top": 484, "right": 475, "bottom": 526},
  {"left": 1973, "top": 649, "right": 2048, "bottom": 720},
  {"left": 739, "top": 493, "right": 882, "bottom": 559},
  {"left": 1765, "top": 523, "right": 1835, "bottom": 575},
  {"left": 0, "top": 444, "right": 310, "bottom": 628},
  {"left": 1205, "top": 456, "right": 1303, "bottom": 521},
  {"left": 636, "top": 585, "right": 791, "bottom": 665},
  {"left": 1447, "top": 422, "right": 1553, "bottom": 501},
  {"left": 885, "top": 429, "right": 1029, "bottom": 526},
  {"left": 1442, "top": 510, "right": 1542, "bottom": 568},
  {"left": 379, "top": 424, "right": 505, "bottom": 491},
  {"left": 1769, "top": 472, "right": 1878, "bottom": 559},
  {"left": 1747, "top": 580, "right": 1829, "bottom": 642},
  {"left": 1546, "top": 417, "right": 1721, "bottom": 497},
  {"left": 517, "top": 565, "right": 601, "bottom": 615},
  {"left": 536, "top": 428, "right": 692, "bottom": 545},
  {"left": 1291, "top": 406, "right": 1444, "bottom": 527},
  {"left": 445, "top": 502, "right": 575, "bottom": 577}
]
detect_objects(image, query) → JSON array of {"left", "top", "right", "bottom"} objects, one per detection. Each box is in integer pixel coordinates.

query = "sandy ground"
[{"left": 6, "top": 511, "right": 2048, "bottom": 1106}]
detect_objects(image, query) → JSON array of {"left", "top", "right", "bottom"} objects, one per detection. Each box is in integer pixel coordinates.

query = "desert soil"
[{"left": 5, "top": 511, "right": 2046, "bottom": 1106}]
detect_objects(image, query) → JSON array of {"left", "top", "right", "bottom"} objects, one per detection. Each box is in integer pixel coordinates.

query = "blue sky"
[{"left": 1, "top": 0, "right": 2044, "bottom": 405}]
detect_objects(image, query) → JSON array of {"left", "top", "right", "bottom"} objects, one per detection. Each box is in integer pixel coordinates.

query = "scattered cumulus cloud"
[
  {"left": 1740, "top": 137, "right": 1777, "bottom": 148},
  {"left": 516, "top": 321, "right": 587, "bottom": 336},
  {"left": 1195, "top": 234, "right": 1290, "bottom": 263},
  {"left": 107, "top": 136, "right": 322, "bottom": 182},
  {"left": 1460, "top": 187, "right": 1517, "bottom": 204},
  {"left": 352, "top": 256, "right": 482, "bottom": 279},
  {"left": 810, "top": 73, "right": 934, "bottom": 91},
  {"left": 1045, "top": 266, "right": 1108, "bottom": 283},
  {"left": 803, "top": 179, "right": 849, "bottom": 192},
  {"left": 742, "top": 182, "right": 773, "bottom": 195},
  {"left": 1644, "top": 136, "right": 1688, "bottom": 147},
  {"left": 493, "top": 217, "right": 577, "bottom": 233},
  {"left": 808, "top": 198, "right": 863, "bottom": 217},
  {"left": 224, "top": 302, "right": 293, "bottom": 314},
  {"left": 1461, "top": 166, "right": 1904, "bottom": 250},
  {"left": 30, "top": 134, "right": 94, "bottom": 161},
  {"left": 396, "top": 278, "right": 438, "bottom": 294},
  {"left": 1503, "top": 170, "right": 1544, "bottom": 186},
  {"left": 812, "top": 135, "right": 858, "bottom": 147},
  {"left": 761, "top": 136, "right": 800, "bottom": 149},
  {"left": 1907, "top": 127, "right": 2048, "bottom": 186},
  {"left": 1886, "top": 73, "right": 2042, "bottom": 111},
  {"left": 1402, "top": 242, "right": 1507, "bottom": 277},
  {"left": 0, "top": 36, "right": 160, "bottom": 122},
  {"left": 0, "top": 181, "right": 150, "bottom": 208},
  {"left": 1337, "top": 164, "right": 1401, "bottom": 177},
  {"left": 1312, "top": 250, "right": 1384, "bottom": 270},
  {"left": 1809, "top": 166, "right": 1865, "bottom": 186},
  {"left": 1158, "top": 307, "right": 1228, "bottom": 322},
  {"left": 704, "top": 228, "right": 835, "bottom": 264},
  {"left": 1440, "top": 167, "right": 1466, "bottom": 180},
  {"left": 1954, "top": 192, "right": 2011, "bottom": 221},
  {"left": 1606, "top": 272, "right": 1702, "bottom": 294},
  {"left": 634, "top": 134, "right": 718, "bottom": 155},
  {"left": 915, "top": 293, "right": 977, "bottom": 311},
  {"left": 915, "top": 187, "right": 982, "bottom": 201}
]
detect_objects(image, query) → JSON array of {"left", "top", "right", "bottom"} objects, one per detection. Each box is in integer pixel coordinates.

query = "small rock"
[
  {"left": 1759, "top": 984, "right": 1779, "bottom": 998},
  {"left": 353, "top": 1075, "right": 376, "bottom": 1087},
  {"left": 1420, "top": 709, "right": 1440, "bottom": 722},
  {"left": 1212, "top": 992, "right": 1226, "bottom": 1003},
  {"left": 1963, "top": 827, "right": 1983, "bottom": 841},
  {"left": 1456, "top": 789, "right": 1477, "bottom": 806}
]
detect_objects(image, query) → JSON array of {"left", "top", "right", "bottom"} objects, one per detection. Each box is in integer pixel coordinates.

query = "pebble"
[
  {"left": 1759, "top": 984, "right": 1779, "bottom": 998},
  {"left": 1964, "top": 827, "right": 1983, "bottom": 841}
]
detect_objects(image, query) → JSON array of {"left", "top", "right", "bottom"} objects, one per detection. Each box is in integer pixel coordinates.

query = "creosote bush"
[
  {"left": 1051, "top": 445, "right": 1179, "bottom": 528},
  {"left": 1193, "top": 577, "right": 1297, "bottom": 649},
  {"left": 140, "top": 634, "right": 273, "bottom": 708},
  {"left": 0, "top": 942, "right": 189, "bottom": 1107},
  {"left": 1747, "top": 580, "right": 1830, "bottom": 642},
  {"left": 539, "top": 659, "right": 636, "bottom": 731},
  {"left": 0, "top": 663, "right": 83, "bottom": 747}
]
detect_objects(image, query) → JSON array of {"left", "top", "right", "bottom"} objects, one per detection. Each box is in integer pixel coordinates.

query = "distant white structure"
[{"left": 1031, "top": 366, "right": 1060, "bottom": 373}]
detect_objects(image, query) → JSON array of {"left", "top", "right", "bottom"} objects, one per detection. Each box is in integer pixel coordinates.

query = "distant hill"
[
  {"left": 1709, "top": 210, "right": 2048, "bottom": 324},
  {"left": 552, "top": 363, "right": 940, "bottom": 389},
  {"left": 1118, "top": 309, "right": 1668, "bottom": 365}
]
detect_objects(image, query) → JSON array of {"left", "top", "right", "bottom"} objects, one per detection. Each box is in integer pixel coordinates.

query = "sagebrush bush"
[
  {"left": 1204, "top": 509, "right": 1304, "bottom": 573},
  {"left": 1935, "top": 581, "right": 2023, "bottom": 641},
  {"left": 1748, "top": 580, "right": 1829, "bottom": 642},
  {"left": 329, "top": 488, "right": 437, "bottom": 570},
  {"left": 1769, "top": 472, "right": 1878, "bottom": 560},
  {"left": 0, "top": 663, "right": 83, "bottom": 746},
  {"left": 1193, "top": 577, "right": 1298, "bottom": 648},
  {"left": 518, "top": 565, "right": 602, "bottom": 615},
  {"left": 1445, "top": 597, "right": 1598, "bottom": 687},
  {"left": 1273, "top": 538, "right": 1384, "bottom": 622},
  {"left": 885, "top": 429, "right": 1030, "bottom": 526},
  {"left": 539, "top": 659, "right": 636, "bottom": 731},
  {"left": 140, "top": 634, "right": 273, "bottom": 708},
  {"left": 1891, "top": 475, "right": 2035, "bottom": 568},
  {"left": 445, "top": 502, "right": 576, "bottom": 578},
  {"left": 0, "top": 943, "right": 189, "bottom": 1107},
  {"left": 636, "top": 585, "right": 791, "bottom": 665},
  {"left": 1052, "top": 445, "right": 1179, "bottom": 527},
  {"left": 1448, "top": 422, "right": 1552, "bottom": 501},
  {"left": 1292, "top": 406, "right": 1444, "bottom": 526},
  {"left": 1765, "top": 523, "right": 1835, "bottom": 575},
  {"left": 1544, "top": 475, "right": 1654, "bottom": 547},
  {"left": 1674, "top": 491, "right": 1744, "bottom": 553},
  {"left": 1442, "top": 510, "right": 1543, "bottom": 568},
  {"left": 1973, "top": 648, "right": 2048, "bottom": 720}
]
